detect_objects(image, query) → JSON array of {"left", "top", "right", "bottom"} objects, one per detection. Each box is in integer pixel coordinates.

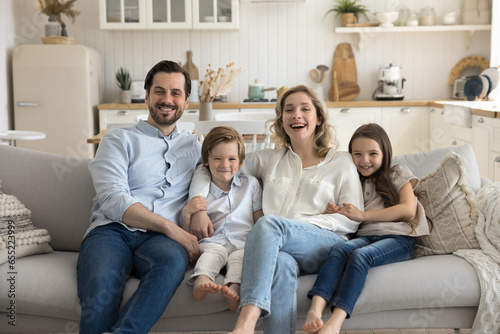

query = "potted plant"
[
  {"left": 325, "top": 0, "right": 369, "bottom": 27},
  {"left": 35, "top": 0, "right": 80, "bottom": 37},
  {"left": 116, "top": 67, "right": 132, "bottom": 104}
]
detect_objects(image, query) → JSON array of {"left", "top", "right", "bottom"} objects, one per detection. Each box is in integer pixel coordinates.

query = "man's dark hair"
[{"left": 144, "top": 60, "right": 191, "bottom": 99}]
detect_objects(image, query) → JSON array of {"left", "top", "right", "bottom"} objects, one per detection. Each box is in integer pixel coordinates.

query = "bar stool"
[{"left": 0, "top": 130, "right": 46, "bottom": 146}]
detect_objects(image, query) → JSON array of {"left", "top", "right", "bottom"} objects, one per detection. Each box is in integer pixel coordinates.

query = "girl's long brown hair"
[{"left": 349, "top": 123, "right": 417, "bottom": 231}]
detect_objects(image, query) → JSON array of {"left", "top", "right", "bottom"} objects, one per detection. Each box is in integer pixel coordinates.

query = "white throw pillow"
[
  {"left": 414, "top": 152, "right": 480, "bottom": 256},
  {"left": 0, "top": 181, "right": 53, "bottom": 264}
]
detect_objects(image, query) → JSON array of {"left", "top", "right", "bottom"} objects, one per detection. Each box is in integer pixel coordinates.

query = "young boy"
[{"left": 182, "top": 126, "right": 263, "bottom": 310}]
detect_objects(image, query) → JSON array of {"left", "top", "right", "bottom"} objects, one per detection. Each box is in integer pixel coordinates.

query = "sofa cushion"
[
  {"left": 393, "top": 144, "right": 481, "bottom": 193},
  {"left": 0, "top": 183, "right": 53, "bottom": 264},
  {"left": 0, "top": 146, "right": 94, "bottom": 252},
  {"left": 414, "top": 152, "right": 480, "bottom": 256}
]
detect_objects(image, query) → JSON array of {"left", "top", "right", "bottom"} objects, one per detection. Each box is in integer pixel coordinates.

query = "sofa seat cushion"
[
  {"left": 0, "top": 252, "right": 480, "bottom": 326},
  {"left": 297, "top": 254, "right": 480, "bottom": 317}
]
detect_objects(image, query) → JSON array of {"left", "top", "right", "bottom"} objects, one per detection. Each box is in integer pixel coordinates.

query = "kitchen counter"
[{"left": 98, "top": 99, "right": 500, "bottom": 118}]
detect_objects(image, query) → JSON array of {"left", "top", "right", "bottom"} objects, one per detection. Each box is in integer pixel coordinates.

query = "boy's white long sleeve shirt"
[{"left": 190, "top": 147, "right": 363, "bottom": 236}]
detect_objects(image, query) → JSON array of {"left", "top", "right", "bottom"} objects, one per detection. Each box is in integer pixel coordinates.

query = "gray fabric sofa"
[{"left": 0, "top": 144, "right": 486, "bottom": 333}]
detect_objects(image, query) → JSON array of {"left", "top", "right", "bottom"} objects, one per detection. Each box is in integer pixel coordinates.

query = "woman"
[{"left": 188, "top": 85, "right": 363, "bottom": 334}]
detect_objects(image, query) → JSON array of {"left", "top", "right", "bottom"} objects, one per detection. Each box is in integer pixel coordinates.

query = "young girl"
[{"left": 303, "top": 123, "right": 429, "bottom": 334}]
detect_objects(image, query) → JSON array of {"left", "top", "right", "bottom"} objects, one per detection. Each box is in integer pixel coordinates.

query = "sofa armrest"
[{"left": 481, "top": 177, "right": 493, "bottom": 189}]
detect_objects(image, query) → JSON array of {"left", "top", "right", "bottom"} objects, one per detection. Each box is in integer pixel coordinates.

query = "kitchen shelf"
[{"left": 335, "top": 24, "right": 491, "bottom": 49}]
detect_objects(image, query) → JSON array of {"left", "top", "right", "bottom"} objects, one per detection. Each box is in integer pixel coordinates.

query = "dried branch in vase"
[{"left": 199, "top": 63, "right": 245, "bottom": 103}]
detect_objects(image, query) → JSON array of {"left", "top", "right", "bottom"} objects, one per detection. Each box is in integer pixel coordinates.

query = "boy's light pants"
[{"left": 189, "top": 241, "right": 243, "bottom": 286}]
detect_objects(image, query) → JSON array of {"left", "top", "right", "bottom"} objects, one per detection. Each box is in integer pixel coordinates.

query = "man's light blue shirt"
[
  {"left": 86, "top": 120, "right": 201, "bottom": 237},
  {"left": 201, "top": 174, "right": 262, "bottom": 249}
]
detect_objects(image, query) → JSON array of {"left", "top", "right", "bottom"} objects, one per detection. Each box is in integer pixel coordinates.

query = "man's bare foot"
[
  {"left": 228, "top": 304, "right": 261, "bottom": 334},
  {"left": 192, "top": 275, "right": 221, "bottom": 301},
  {"left": 221, "top": 283, "right": 240, "bottom": 311},
  {"left": 302, "top": 309, "right": 324, "bottom": 333}
]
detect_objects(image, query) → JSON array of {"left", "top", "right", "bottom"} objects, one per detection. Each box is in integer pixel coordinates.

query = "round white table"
[{"left": 0, "top": 130, "right": 46, "bottom": 146}]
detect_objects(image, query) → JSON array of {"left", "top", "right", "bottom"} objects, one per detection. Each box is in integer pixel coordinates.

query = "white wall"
[{"left": 3, "top": 0, "right": 492, "bottom": 130}]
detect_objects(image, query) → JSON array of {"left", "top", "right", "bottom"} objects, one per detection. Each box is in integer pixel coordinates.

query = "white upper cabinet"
[
  {"left": 192, "top": 0, "right": 239, "bottom": 30},
  {"left": 99, "top": 0, "right": 238, "bottom": 30}
]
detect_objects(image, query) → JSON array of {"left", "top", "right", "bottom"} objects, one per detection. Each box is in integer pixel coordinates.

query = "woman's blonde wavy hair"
[{"left": 270, "top": 85, "right": 337, "bottom": 157}]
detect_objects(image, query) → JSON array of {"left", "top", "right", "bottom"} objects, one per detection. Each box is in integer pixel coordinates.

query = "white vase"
[
  {"left": 199, "top": 102, "right": 213, "bottom": 121},
  {"left": 120, "top": 90, "right": 132, "bottom": 104},
  {"left": 45, "top": 15, "right": 59, "bottom": 37}
]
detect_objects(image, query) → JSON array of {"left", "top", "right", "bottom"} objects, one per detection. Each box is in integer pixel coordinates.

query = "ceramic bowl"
[{"left": 375, "top": 11, "right": 399, "bottom": 27}]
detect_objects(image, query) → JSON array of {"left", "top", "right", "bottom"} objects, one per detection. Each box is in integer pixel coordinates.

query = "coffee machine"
[{"left": 373, "top": 64, "right": 406, "bottom": 100}]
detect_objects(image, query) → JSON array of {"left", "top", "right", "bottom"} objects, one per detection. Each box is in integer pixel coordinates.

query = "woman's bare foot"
[
  {"left": 221, "top": 283, "right": 240, "bottom": 311},
  {"left": 228, "top": 304, "right": 261, "bottom": 334},
  {"left": 302, "top": 309, "right": 324, "bottom": 333},
  {"left": 192, "top": 275, "right": 221, "bottom": 301}
]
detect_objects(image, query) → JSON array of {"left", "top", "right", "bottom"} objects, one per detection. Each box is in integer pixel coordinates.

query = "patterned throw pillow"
[
  {"left": 414, "top": 152, "right": 479, "bottom": 257},
  {"left": 0, "top": 181, "right": 53, "bottom": 264}
]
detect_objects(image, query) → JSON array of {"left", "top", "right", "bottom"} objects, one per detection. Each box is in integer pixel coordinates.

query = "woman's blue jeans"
[
  {"left": 307, "top": 234, "right": 415, "bottom": 318},
  {"left": 76, "top": 223, "right": 189, "bottom": 334},
  {"left": 240, "top": 214, "right": 346, "bottom": 334}
]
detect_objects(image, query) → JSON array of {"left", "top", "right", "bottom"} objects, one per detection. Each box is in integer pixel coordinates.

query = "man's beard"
[{"left": 149, "top": 104, "right": 183, "bottom": 127}]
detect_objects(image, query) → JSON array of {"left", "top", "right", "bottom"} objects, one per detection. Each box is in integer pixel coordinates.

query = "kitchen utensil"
[
  {"left": 419, "top": 7, "right": 436, "bottom": 26},
  {"left": 248, "top": 81, "right": 276, "bottom": 99},
  {"left": 332, "top": 43, "right": 357, "bottom": 84},
  {"left": 443, "top": 11, "right": 457, "bottom": 25},
  {"left": 464, "top": 76, "right": 484, "bottom": 101},
  {"left": 330, "top": 71, "right": 339, "bottom": 101},
  {"left": 182, "top": 50, "right": 199, "bottom": 80},
  {"left": 453, "top": 77, "right": 468, "bottom": 99},
  {"left": 375, "top": 11, "right": 399, "bottom": 27},
  {"left": 131, "top": 81, "right": 145, "bottom": 103},
  {"left": 338, "top": 81, "right": 360, "bottom": 101},
  {"left": 317, "top": 65, "right": 329, "bottom": 83},
  {"left": 277, "top": 86, "right": 288, "bottom": 99},
  {"left": 310, "top": 69, "right": 319, "bottom": 83}
]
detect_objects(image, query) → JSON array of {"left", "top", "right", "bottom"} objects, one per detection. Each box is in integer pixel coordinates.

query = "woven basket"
[{"left": 41, "top": 36, "right": 77, "bottom": 45}]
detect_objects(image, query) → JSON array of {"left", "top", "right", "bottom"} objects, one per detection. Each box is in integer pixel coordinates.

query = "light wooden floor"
[{"left": 160, "top": 329, "right": 471, "bottom": 334}]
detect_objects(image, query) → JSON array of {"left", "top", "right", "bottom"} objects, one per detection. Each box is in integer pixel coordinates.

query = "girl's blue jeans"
[
  {"left": 76, "top": 223, "right": 189, "bottom": 334},
  {"left": 240, "top": 214, "right": 346, "bottom": 334},
  {"left": 307, "top": 234, "right": 415, "bottom": 318}
]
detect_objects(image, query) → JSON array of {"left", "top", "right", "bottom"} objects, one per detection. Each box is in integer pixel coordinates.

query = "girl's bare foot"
[
  {"left": 192, "top": 275, "right": 221, "bottom": 301},
  {"left": 221, "top": 283, "right": 240, "bottom": 311},
  {"left": 302, "top": 309, "right": 324, "bottom": 333},
  {"left": 317, "top": 307, "right": 348, "bottom": 334}
]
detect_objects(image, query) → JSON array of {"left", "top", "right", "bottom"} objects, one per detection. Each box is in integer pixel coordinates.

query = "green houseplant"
[
  {"left": 325, "top": 0, "right": 369, "bottom": 27},
  {"left": 116, "top": 67, "right": 132, "bottom": 104}
]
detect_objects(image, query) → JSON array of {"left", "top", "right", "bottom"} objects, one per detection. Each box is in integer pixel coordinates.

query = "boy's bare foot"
[
  {"left": 303, "top": 309, "right": 324, "bottom": 333},
  {"left": 221, "top": 283, "right": 240, "bottom": 311},
  {"left": 192, "top": 275, "right": 222, "bottom": 301}
]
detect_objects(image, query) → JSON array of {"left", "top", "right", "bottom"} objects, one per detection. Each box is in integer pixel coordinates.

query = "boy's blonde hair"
[{"left": 201, "top": 126, "right": 246, "bottom": 166}]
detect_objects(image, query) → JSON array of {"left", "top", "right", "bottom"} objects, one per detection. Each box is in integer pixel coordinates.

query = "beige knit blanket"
[{"left": 454, "top": 182, "right": 500, "bottom": 334}]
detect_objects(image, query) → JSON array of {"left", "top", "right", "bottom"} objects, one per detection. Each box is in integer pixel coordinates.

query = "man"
[{"left": 77, "top": 60, "right": 201, "bottom": 334}]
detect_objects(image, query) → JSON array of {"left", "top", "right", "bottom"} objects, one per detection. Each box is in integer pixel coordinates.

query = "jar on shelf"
[
  {"left": 419, "top": 7, "right": 436, "bottom": 26},
  {"left": 406, "top": 11, "right": 419, "bottom": 26},
  {"left": 397, "top": 8, "right": 409, "bottom": 26}
]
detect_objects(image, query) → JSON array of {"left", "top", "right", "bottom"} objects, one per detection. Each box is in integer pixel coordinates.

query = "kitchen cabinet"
[
  {"left": 192, "top": 0, "right": 239, "bottom": 30},
  {"left": 492, "top": 118, "right": 500, "bottom": 182},
  {"left": 327, "top": 107, "right": 382, "bottom": 152},
  {"left": 99, "top": 0, "right": 238, "bottom": 30},
  {"left": 429, "top": 107, "right": 473, "bottom": 150},
  {"left": 472, "top": 115, "right": 493, "bottom": 179},
  {"left": 382, "top": 107, "right": 429, "bottom": 156},
  {"left": 98, "top": 107, "right": 239, "bottom": 131}
]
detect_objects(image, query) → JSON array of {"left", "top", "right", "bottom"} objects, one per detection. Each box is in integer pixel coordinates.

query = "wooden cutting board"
[
  {"left": 332, "top": 43, "right": 357, "bottom": 83},
  {"left": 182, "top": 50, "right": 199, "bottom": 80}
]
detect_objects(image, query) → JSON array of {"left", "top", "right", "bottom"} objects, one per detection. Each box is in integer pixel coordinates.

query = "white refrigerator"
[{"left": 13, "top": 44, "right": 102, "bottom": 158}]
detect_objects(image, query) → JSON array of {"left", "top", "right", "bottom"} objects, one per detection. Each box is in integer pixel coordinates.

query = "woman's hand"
[
  {"left": 337, "top": 203, "right": 365, "bottom": 222},
  {"left": 325, "top": 201, "right": 340, "bottom": 214}
]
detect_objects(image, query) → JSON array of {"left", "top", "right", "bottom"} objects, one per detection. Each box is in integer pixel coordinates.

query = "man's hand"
[
  {"left": 167, "top": 224, "right": 201, "bottom": 266},
  {"left": 337, "top": 203, "right": 365, "bottom": 222},
  {"left": 190, "top": 210, "right": 214, "bottom": 240}
]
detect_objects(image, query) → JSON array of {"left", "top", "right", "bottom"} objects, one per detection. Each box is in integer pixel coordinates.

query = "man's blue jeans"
[
  {"left": 77, "top": 223, "right": 188, "bottom": 334},
  {"left": 308, "top": 234, "right": 415, "bottom": 317},
  {"left": 240, "top": 214, "right": 346, "bottom": 334}
]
